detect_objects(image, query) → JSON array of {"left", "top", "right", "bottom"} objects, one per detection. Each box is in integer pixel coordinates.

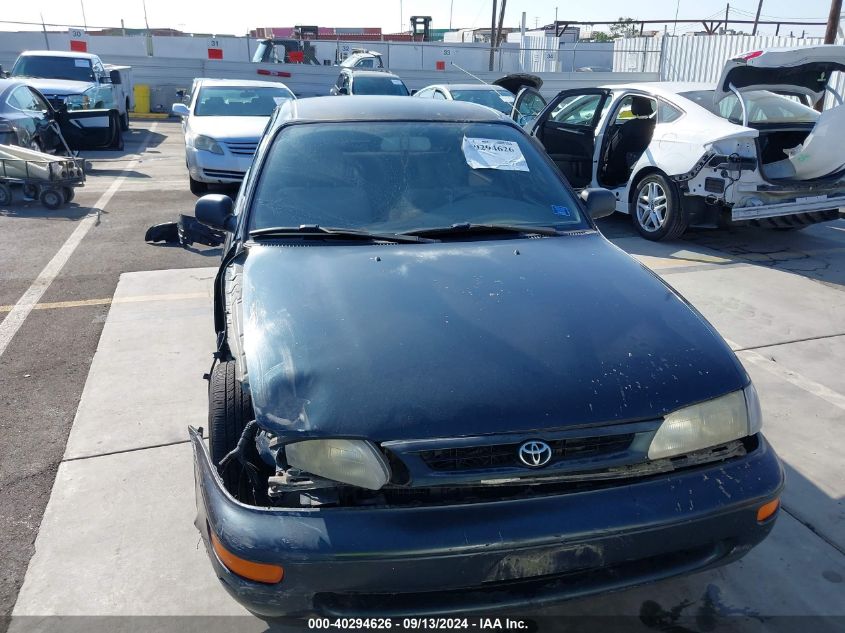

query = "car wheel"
[
  {"left": 0, "top": 183, "right": 12, "bottom": 206},
  {"left": 189, "top": 176, "right": 208, "bottom": 196},
  {"left": 208, "top": 360, "right": 254, "bottom": 492},
  {"left": 39, "top": 188, "right": 65, "bottom": 210},
  {"left": 63, "top": 186, "right": 75, "bottom": 203},
  {"left": 631, "top": 173, "right": 688, "bottom": 241},
  {"left": 120, "top": 111, "right": 129, "bottom": 131}
]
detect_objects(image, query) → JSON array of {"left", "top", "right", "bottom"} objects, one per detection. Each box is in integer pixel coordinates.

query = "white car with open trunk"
[{"left": 515, "top": 45, "right": 845, "bottom": 240}]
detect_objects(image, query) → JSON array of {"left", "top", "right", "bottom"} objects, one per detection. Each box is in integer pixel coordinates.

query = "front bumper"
[
  {"left": 189, "top": 428, "right": 783, "bottom": 618},
  {"left": 185, "top": 146, "right": 252, "bottom": 184}
]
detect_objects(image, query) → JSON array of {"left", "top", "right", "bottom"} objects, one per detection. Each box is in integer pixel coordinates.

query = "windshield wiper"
[
  {"left": 249, "top": 225, "right": 434, "bottom": 244},
  {"left": 401, "top": 223, "right": 560, "bottom": 239}
]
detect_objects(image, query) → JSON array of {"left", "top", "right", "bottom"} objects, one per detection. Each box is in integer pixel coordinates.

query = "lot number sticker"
[{"left": 462, "top": 137, "right": 529, "bottom": 172}]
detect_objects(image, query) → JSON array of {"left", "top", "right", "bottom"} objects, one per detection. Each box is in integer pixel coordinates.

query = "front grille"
[
  {"left": 203, "top": 168, "right": 246, "bottom": 180},
  {"left": 223, "top": 141, "right": 258, "bottom": 156},
  {"left": 419, "top": 434, "right": 635, "bottom": 472}
]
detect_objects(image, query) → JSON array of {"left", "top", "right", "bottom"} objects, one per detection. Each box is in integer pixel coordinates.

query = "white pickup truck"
[{"left": 10, "top": 50, "right": 134, "bottom": 132}]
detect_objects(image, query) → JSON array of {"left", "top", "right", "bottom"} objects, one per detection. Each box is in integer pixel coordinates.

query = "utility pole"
[
  {"left": 752, "top": 0, "right": 763, "bottom": 35},
  {"left": 824, "top": 0, "right": 843, "bottom": 43},
  {"left": 495, "top": 0, "right": 508, "bottom": 71},
  {"left": 450, "top": 0, "right": 454, "bottom": 30},
  {"left": 489, "top": 0, "right": 498, "bottom": 71},
  {"left": 80, "top": 0, "right": 88, "bottom": 31},
  {"left": 724, "top": 3, "right": 729, "bottom": 34}
]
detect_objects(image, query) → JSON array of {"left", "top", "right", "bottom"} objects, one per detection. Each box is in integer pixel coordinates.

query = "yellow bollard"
[{"left": 134, "top": 84, "right": 151, "bottom": 114}]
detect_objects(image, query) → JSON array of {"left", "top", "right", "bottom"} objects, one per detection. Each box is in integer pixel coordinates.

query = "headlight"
[
  {"left": 648, "top": 385, "right": 762, "bottom": 460},
  {"left": 65, "top": 94, "right": 88, "bottom": 110},
  {"left": 285, "top": 439, "right": 391, "bottom": 490},
  {"left": 192, "top": 134, "right": 224, "bottom": 155}
]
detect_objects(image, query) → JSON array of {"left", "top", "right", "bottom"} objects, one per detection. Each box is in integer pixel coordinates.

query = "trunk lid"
[{"left": 715, "top": 45, "right": 845, "bottom": 105}]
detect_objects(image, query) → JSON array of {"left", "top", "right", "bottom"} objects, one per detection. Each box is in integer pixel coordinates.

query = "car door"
[
  {"left": 527, "top": 88, "right": 611, "bottom": 189},
  {"left": 512, "top": 87, "right": 547, "bottom": 126},
  {"left": 4, "top": 86, "right": 39, "bottom": 148},
  {"left": 56, "top": 107, "right": 121, "bottom": 150}
]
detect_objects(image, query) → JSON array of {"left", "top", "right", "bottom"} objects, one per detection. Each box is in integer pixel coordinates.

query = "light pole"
[
  {"left": 400, "top": 0, "right": 404, "bottom": 34},
  {"left": 450, "top": 0, "right": 454, "bottom": 30}
]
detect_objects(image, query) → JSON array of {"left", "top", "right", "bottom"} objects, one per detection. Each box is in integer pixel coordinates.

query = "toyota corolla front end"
[{"left": 189, "top": 97, "right": 783, "bottom": 618}]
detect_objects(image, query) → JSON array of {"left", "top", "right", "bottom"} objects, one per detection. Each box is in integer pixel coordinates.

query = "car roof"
[
  {"left": 599, "top": 81, "right": 714, "bottom": 98},
  {"left": 345, "top": 69, "right": 401, "bottom": 78},
  {"left": 277, "top": 96, "right": 511, "bottom": 124},
  {"left": 439, "top": 84, "right": 509, "bottom": 91},
  {"left": 194, "top": 78, "right": 292, "bottom": 89},
  {"left": 18, "top": 50, "right": 98, "bottom": 60}
]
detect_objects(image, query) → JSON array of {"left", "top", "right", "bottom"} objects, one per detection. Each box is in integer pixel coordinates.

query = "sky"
[{"left": 0, "top": 0, "right": 835, "bottom": 37}]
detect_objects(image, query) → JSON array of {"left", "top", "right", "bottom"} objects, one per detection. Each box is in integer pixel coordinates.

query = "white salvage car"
[{"left": 516, "top": 46, "right": 845, "bottom": 240}]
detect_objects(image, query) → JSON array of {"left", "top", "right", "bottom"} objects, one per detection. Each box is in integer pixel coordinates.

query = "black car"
[
  {"left": 330, "top": 69, "right": 410, "bottom": 96},
  {"left": 0, "top": 78, "right": 122, "bottom": 152},
  {"left": 191, "top": 97, "right": 783, "bottom": 618}
]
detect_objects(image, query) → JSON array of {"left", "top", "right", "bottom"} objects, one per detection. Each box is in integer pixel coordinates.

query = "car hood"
[
  {"left": 18, "top": 78, "right": 94, "bottom": 96},
  {"left": 187, "top": 116, "right": 268, "bottom": 141},
  {"left": 240, "top": 233, "right": 746, "bottom": 441},
  {"left": 715, "top": 45, "right": 845, "bottom": 105}
]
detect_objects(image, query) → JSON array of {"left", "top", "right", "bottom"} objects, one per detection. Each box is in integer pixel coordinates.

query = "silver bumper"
[{"left": 732, "top": 195, "right": 845, "bottom": 221}]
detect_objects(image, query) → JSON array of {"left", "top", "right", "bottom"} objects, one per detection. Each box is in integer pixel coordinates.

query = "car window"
[
  {"left": 27, "top": 88, "right": 50, "bottom": 112},
  {"left": 355, "top": 58, "right": 374, "bottom": 68},
  {"left": 611, "top": 95, "right": 656, "bottom": 124},
  {"left": 549, "top": 94, "right": 603, "bottom": 126},
  {"left": 448, "top": 88, "right": 513, "bottom": 115},
  {"left": 8, "top": 86, "right": 41, "bottom": 112},
  {"left": 517, "top": 91, "right": 546, "bottom": 118},
  {"left": 351, "top": 76, "right": 409, "bottom": 96},
  {"left": 250, "top": 121, "right": 588, "bottom": 234},
  {"left": 12, "top": 56, "right": 95, "bottom": 82},
  {"left": 415, "top": 87, "right": 434, "bottom": 98},
  {"left": 680, "top": 89, "right": 819, "bottom": 124},
  {"left": 194, "top": 86, "right": 294, "bottom": 116},
  {"left": 657, "top": 100, "right": 683, "bottom": 123}
]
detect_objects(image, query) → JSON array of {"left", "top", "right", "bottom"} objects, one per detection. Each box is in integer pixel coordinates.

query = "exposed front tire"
[
  {"left": 208, "top": 360, "right": 254, "bottom": 492},
  {"left": 63, "top": 186, "right": 75, "bottom": 203},
  {"left": 189, "top": 176, "right": 208, "bottom": 196},
  {"left": 631, "top": 173, "right": 688, "bottom": 241}
]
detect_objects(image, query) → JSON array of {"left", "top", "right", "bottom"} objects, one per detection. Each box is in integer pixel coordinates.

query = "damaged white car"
[{"left": 517, "top": 46, "right": 845, "bottom": 240}]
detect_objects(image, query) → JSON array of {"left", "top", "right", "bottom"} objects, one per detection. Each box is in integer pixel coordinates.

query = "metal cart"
[{"left": 0, "top": 145, "right": 86, "bottom": 209}]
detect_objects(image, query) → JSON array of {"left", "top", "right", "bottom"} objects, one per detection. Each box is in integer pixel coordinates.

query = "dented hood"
[
  {"left": 241, "top": 234, "right": 745, "bottom": 441},
  {"left": 715, "top": 45, "right": 845, "bottom": 105}
]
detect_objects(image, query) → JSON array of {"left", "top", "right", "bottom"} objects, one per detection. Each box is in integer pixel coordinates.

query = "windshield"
[
  {"left": 352, "top": 76, "right": 409, "bottom": 96},
  {"left": 249, "top": 121, "right": 587, "bottom": 235},
  {"left": 194, "top": 86, "right": 294, "bottom": 116},
  {"left": 12, "top": 56, "right": 94, "bottom": 82},
  {"left": 681, "top": 89, "right": 819, "bottom": 125},
  {"left": 449, "top": 88, "right": 515, "bottom": 115}
]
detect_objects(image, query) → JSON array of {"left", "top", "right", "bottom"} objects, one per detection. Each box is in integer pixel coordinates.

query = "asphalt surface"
[
  {"left": 1, "top": 120, "right": 845, "bottom": 624},
  {"left": 0, "top": 121, "right": 226, "bottom": 618}
]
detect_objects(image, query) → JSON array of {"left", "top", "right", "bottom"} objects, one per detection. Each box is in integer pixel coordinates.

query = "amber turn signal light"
[
  {"left": 756, "top": 498, "right": 780, "bottom": 522},
  {"left": 211, "top": 532, "right": 284, "bottom": 584}
]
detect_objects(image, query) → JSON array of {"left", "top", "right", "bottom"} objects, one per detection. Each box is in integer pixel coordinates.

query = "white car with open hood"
[
  {"left": 171, "top": 78, "right": 295, "bottom": 195},
  {"left": 515, "top": 45, "right": 845, "bottom": 240}
]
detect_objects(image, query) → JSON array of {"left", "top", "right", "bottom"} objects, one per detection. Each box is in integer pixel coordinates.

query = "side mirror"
[
  {"left": 109, "top": 70, "right": 122, "bottom": 85},
  {"left": 410, "top": 89, "right": 418, "bottom": 96},
  {"left": 171, "top": 103, "right": 190, "bottom": 117},
  {"left": 195, "top": 194, "right": 236, "bottom": 232},
  {"left": 580, "top": 188, "right": 616, "bottom": 220},
  {"left": 337, "top": 86, "right": 348, "bottom": 95}
]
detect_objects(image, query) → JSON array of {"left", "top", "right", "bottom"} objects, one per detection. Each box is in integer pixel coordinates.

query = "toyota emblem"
[{"left": 518, "top": 440, "right": 552, "bottom": 467}]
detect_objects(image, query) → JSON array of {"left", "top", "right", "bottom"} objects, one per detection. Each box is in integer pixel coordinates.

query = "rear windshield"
[
  {"left": 194, "top": 86, "right": 294, "bottom": 116},
  {"left": 681, "top": 89, "right": 819, "bottom": 125},
  {"left": 12, "top": 56, "right": 94, "bottom": 82},
  {"left": 449, "top": 88, "right": 515, "bottom": 115},
  {"left": 250, "top": 121, "right": 587, "bottom": 234},
  {"left": 352, "top": 76, "right": 409, "bottom": 96}
]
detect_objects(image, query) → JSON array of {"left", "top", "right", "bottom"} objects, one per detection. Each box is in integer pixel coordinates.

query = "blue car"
[{"left": 190, "top": 96, "right": 783, "bottom": 618}]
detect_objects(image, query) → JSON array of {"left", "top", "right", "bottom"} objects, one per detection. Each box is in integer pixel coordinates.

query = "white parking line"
[
  {"left": 0, "top": 123, "right": 159, "bottom": 359},
  {"left": 726, "top": 338, "right": 845, "bottom": 412}
]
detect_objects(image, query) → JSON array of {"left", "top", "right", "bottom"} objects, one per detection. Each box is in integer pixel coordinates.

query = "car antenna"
[{"left": 450, "top": 62, "right": 489, "bottom": 85}]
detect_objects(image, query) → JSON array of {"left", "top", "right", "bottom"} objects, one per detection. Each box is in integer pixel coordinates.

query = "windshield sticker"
[
  {"left": 462, "top": 137, "right": 529, "bottom": 172},
  {"left": 391, "top": 79, "right": 403, "bottom": 85},
  {"left": 74, "top": 59, "right": 90, "bottom": 67},
  {"left": 551, "top": 205, "right": 571, "bottom": 217}
]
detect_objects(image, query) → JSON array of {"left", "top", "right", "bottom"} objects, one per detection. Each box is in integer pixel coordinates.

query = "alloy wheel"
[{"left": 636, "top": 181, "right": 668, "bottom": 232}]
